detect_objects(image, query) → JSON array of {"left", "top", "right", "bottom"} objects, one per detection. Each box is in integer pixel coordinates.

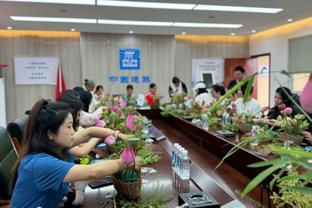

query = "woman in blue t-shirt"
[{"left": 10, "top": 99, "right": 134, "bottom": 208}]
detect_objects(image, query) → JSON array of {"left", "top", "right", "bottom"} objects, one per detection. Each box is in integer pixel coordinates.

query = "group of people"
[
  {"left": 9, "top": 68, "right": 312, "bottom": 207},
  {"left": 10, "top": 82, "right": 140, "bottom": 207}
]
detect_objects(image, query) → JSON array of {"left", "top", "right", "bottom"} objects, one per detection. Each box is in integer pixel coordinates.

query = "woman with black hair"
[
  {"left": 210, "top": 84, "right": 226, "bottom": 101},
  {"left": 10, "top": 99, "right": 134, "bottom": 208},
  {"left": 267, "top": 87, "right": 297, "bottom": 119}
]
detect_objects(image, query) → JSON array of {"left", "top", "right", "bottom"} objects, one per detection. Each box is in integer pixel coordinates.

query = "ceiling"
[{"left": 1, "top": 0, "right": 312, "bottom": 35}]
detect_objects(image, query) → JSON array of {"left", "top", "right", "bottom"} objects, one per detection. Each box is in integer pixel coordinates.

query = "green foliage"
[
  {"left": 271, "top": 170, "right": 312, "bottom": 208},
  {"left": 242, "top": 146, "right": 312, "bottom": 200},
  {"left": 115, "top": 168, "right": 140, "bottom": 182},
  {"left": 224, "top": 123, "right": 240, "bottom": 132},
  {"left": 277, "top": 113, "right": 310, "bottom": 135},
  {"left": 117, "top": 181, "right": 172, "bottom": 208},
  {"left": 216, "top": 126, "right": 280, "bottom": 169}
]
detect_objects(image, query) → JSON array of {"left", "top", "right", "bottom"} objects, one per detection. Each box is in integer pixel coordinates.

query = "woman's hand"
[
  {"left": 266, "top": 119, "right": 280, "bottom": 126},
  {"left": 302, "top": 131, "right": 312, "bottom": 142},
  {"left": 118, "top": 133, "right": 134, "bottom": 143}
]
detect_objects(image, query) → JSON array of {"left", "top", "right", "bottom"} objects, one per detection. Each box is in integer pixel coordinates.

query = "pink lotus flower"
[
  {"left": 95, "top": 119, "right": 106, "bottom": 127},
  {"left": 120, "top": 148, "right": 135, "bottom": 165},
  {"left": 107, "top": 105, "right": 119, "bottom": 113},
  {"left": 244, "top": 131, "right": 252, "bottom": 137},
  {"left": 277, "top": 103, "right": 286, "bottom": 110},
  {"left": 126, "top": 114, "right": 137, "bottom": 131},
  {"left": 300, "top": 74, "right": 312, "bottom": 113},
  {"left": 120, "top": 100, "right": 127, "bottom": 108},
  {"left": 104, "top": 135, "right": 116, "bottom": 145},
  {"left": 283, "top": 107, "right": 293, "bottom": 115}
]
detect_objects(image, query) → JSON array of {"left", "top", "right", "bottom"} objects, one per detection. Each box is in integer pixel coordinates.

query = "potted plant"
[
  {"left": 113, "top": 147, "right": 142, "bottom": 201},
  {"left": 277, "top": 109, "right": 309, "bottom": 145}
]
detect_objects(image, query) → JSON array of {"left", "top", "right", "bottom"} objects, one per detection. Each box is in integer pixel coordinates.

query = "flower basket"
[
  {"left": 237, "top": 122, "right": 252, "bottom": 134},
  {"left": 113, "top": 169, "right": 142, "bottom": 201},
  {"left": 280, "top": 132, "right": 304, "bottom": 146}
]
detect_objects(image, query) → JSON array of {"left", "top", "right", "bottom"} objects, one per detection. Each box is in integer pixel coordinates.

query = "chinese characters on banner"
[
  {"left": 109, "top": 75, "right": 151, "bottom": 84},
  {"left": 14, "top": 57, "right": 59, "bottom": 85}
]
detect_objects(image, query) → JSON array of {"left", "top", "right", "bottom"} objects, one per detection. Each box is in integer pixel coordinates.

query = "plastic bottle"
[{"left": 180, "top": 150, "right": 190, "bottom": 180}]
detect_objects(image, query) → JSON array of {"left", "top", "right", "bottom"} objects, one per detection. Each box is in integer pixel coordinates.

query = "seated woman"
[
  {"left": 267, "top": 87, "right": 297, "bottom": 119},
  {"left": 10, "top": 99, "right": 134, "bottom": 208},
  {"left": 145, "top": 83, "right": 162, "bottom": 106},
  {"left": 233, "top": 84, "right": 262, "bottom": 118},
  {"left": 210, "top": 84, "right": 226, "bottom": 101},
  {"left": 193, "top": 82, "right": 213, "bottom": 108},
  {"left": 122, "top": 84, "right": 137, "bottom": 106}
]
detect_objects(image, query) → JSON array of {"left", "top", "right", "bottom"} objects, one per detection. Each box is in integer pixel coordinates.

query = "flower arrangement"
[
  {"left": 242, "top": 146, "right": 312, "bottom": 207},
  {"left": 277, "top": 112, "right": 309, "bottom": 136}
]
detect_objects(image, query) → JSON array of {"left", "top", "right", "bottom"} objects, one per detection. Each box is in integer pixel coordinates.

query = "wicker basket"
[
  {"left": 238, "top": 122, "right": 252, "bottom": 134},
  {"left": 113, "top": 171, "right": 142, "bottom": 201},
  {"left": 280, "top": 132, "right": 304, "bottom": 146}
]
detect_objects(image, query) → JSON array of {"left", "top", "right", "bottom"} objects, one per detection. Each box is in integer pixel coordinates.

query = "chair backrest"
[
  {"left": 7, "top": 114, "right": 29, "bottom": 144},
  {"left": 0, "top": 126, "right": 18, "bottom": 199}
]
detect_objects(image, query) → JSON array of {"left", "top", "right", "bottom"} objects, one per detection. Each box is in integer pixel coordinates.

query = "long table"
[{"left": 138, "top": 109, "right": 272, "bottom": 180}]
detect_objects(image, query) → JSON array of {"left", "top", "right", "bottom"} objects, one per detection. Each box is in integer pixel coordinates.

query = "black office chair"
[
  {"left": 7, "top": 114, "right": 29, "bottom": 154},
  {"left": 0, "top": 126, "right": 18, "bottom": 207}
]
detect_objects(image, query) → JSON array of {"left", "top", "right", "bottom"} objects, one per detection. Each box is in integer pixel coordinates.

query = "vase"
[
  {"left": 280, "top": 132, "right": 304, "bottom": 146},
  {"left": 113, "top": 171, "right": 142, "bottom": 201}
]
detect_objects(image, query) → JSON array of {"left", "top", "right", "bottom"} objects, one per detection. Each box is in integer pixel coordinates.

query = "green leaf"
[
  {"left": 243, "top": 74, "right": 256, "bottom": 103},
  {"left": 269, "top": 168, "right": 286, "bottom": 190},
  {"left": 279, "top": 185, "right": 312, "bottom": 195},
  {"left": 209, "top": 73, "right": 257, "bottom": 113},
  {"left": 248, "top": 158, "right": 291, "bottom": 168},
  {"left": 242, "top": 163, "right": 285, "bottom": 196},
  {"left": 215, "top": 138, "right": 250, "bottom": 169}
]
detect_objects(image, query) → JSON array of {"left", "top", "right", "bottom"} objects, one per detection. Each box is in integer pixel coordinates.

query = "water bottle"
[
  {"left": 172, "top": 143, "right": 178, "bottom": 167},
  {"left": 176, "top": 147, "right": 184, "bottom": 176},
  {"left": 201, "top": 114, "right": 209, "bottom": 130},
  {"left": 180, "top": 150, "right": 190, "bottom": 180}
]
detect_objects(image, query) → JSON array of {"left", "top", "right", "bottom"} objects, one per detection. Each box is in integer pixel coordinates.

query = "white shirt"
[
  {"left": 194, "top": 92, "right": 214, "bottom": 107},
  {"left": 234, "top": 98, "right": 262, "bottom": 117}
]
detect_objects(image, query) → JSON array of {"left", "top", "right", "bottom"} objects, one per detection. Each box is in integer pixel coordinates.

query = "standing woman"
[{"left": 10, "top": 99, "right": 134, "bottom": 208}]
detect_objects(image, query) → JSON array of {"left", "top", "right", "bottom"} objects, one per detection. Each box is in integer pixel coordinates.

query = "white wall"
[{"left": 249, "top": 18, "right": 312, "bottom": 106}]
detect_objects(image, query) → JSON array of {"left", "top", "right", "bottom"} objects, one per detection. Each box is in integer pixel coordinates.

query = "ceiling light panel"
[
  {"left": 173, "top": 22, "right": 242, "bottom": 28},
  {"left": 0, "top": 0, "right": 95, "bottom": 4},
  {"left": 11, "top": 16, "right": 97, "bottom": 23},
  {"left": 194, "top": 4, "right": 283, "bottom": 14},
  {"left": 97, "top": 0, "right": 195, "bottom": 10},
  {"left": 98, "top": 19, "right": 173, "bottom": 26}
]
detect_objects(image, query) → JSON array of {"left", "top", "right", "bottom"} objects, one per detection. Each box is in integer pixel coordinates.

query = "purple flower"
[
  {"left": 283, "top": 107, "right": 293, "bottom": 115},
  {"left": 120, "top": 148, "right": 135, "bottom": 165},
  {"left": 120, "top": 100, "right": 127, "bottom": 108},
  {"left": 95, "top": 119, "right": 106, "bottom": 127},
  {"left": 126, "top": 114, "right": 137, "bottom": 131},
  {"left": 104, "top": 135, "right": 116, "bottom": 145}
]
